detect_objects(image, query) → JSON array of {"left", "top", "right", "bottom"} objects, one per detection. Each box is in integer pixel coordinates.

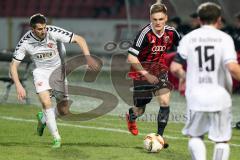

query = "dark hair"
[
  {"left": 150, "top": 3, "right": 167, "bottom": 15},
  {"left": 197, "top": 2, "right": 221, "bottom": 24},
  {"left": 170, "top": 16, "right": 182, "bottom": 25},
  {"left": 29, "top": 13, "right": 47, "bottom": 28},
  {"left": 190, "top": 12, "right": 198, "bottom": 18},
  {"left": 235, "top": 12, "right": 240, "bottom": 20}
]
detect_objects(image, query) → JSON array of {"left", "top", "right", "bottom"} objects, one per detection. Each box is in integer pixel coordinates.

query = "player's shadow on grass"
[
  {"left": 49, "top": 147, "right": 90, "bottom": 159},
  {"left": 0, "top": 142, "right": 28, "bottom": 147},
  {"left": 134, "top": 146, "right": 152, "bottom": 153},
  {"left": 0, "top": 142, "right": 48, "bottom": 147},
  {"left": 63, "top": 142, "right": 133, "bottom": 149},
  {"left": 134, "top": 146, "right": 143, "bottom": 150}
]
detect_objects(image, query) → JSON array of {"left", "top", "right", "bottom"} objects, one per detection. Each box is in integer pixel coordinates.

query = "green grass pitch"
[{"left": 0, "top": 104, "right": 239, "bottom": 160}]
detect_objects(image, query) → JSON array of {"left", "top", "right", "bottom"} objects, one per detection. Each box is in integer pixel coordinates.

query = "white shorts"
[
  {"left": 182, "top": 107, "right": 232, "bottom": 142},
  {"left": 33, "top": 67, "right": 68, "bottom": 94}
]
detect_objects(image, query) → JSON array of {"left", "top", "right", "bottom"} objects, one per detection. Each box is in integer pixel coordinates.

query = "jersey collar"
[
  {"left": 30, "top": 31, "right": 47, "bottom": 42},
  {"left": 150, "top": 23, "right": 165, "bottom": 38},
  {"left": 202, "top": 25, "right": 217, "bottom": 30}
]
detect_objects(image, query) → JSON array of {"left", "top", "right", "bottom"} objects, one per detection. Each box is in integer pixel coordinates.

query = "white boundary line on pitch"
[{"left": 0, "top": 115, "right": 240, "bottom": 148}]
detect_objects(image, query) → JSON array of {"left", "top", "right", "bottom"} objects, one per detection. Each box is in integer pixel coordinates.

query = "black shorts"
[{"left": 133, "top": 72, "right": 172, "bottom": 107}]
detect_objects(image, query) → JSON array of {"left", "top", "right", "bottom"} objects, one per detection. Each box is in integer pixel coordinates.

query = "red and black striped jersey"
[{"left": 128, "top": 23, "right": 180, "bottom": 80}]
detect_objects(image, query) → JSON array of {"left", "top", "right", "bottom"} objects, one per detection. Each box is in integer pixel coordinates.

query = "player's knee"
[
  {"left": 57, "top": 103, "right": 70, "bottom": 116},
  {"left": 159, "top": 100, "right": 169, "bottom": 106},
  {"left": 138, "top": 107, "right": 146, "bottom": 116},
  {"left": 157, "top": 95, "right": 170, "bottom": 106},
  {"left": 133, "top": 106, "right": 146, "bottom": 116},
  {"left": 41, "top": 101, "right": 52, "bottom": 109},
  {"left": 58, "top": 108, "right": 69, "bottom": 116},
  {"left": 57, "top": 100, "right": 71, "bottom": 116}
]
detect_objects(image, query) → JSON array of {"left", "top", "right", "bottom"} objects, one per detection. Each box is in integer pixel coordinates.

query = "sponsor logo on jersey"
[
  {"left": 36, "top": 81, "right": 43, "bottom": 86},
  {"left": 151, "top": 46, "right": 166, "bottom": 53},
  {"left": 47, "top": 43, "right": 54, "bottom": 48},
  {"left": 164, "top": 36, "right": 170, "bottom": 43},
  {"left": 35, "top": 51, "right": 56, "bottom": 60}
]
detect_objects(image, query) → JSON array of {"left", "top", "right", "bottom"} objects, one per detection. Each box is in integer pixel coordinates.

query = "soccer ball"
[{"left": 143, "top": 133, "right": 164, "bottom": 153}]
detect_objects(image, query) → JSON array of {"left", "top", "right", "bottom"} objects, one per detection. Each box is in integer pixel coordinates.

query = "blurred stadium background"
[
  {"left": 0, "top": 0, "right": 240, "bottom": 53},
  {"left": 0, "top": 0, "right": 240, "bottom": 159},
  {"left": 0, "top": 0, "right": 240, "bottom": 123}
]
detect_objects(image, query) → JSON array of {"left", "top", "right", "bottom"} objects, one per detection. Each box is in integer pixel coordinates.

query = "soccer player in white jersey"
[
  {"left": 170, "top": 2, "right": 240, "bottom": 160},
  {"left": 9, "top": 13, "right": 99, "bottom": 148}
]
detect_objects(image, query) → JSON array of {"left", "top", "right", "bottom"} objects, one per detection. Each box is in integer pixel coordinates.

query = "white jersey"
[
  {"left": 13, "top": 25, "right": 73, "bottom": 70},
  {"left": 178, "top": 25, "right": 237, "bottom": 111}
]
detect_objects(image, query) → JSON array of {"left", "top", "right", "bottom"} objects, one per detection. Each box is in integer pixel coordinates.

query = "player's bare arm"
[
  {"left": 170, "top": 61, "right": 186, "bottom": 91},
  {"left": 71, "top": 34, "right": 99, "bottom": 71},
  {"left": 170, "top": 61, "right": 185, "bottom": 79},
  {"left": 226, "top": 62, "right": 240, "bottom": 81},
  {"left": 128, "top": 54, "right": 159, "bottom": 84},
  {"left": 9, "top": 59, "right": 26, "bottom": 101}
]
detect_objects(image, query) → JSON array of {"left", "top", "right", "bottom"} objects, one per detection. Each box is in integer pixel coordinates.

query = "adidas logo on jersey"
[{"left": 150, "top": 39, "right": 155, "bottom": 43}]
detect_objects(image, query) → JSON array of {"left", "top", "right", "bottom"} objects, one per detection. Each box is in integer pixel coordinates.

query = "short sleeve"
[
  {"left": 128, "top": 26, "right": 150, "bottom": 56},
  {"left": 47, "top": 25, "right": 74, "bottom": 43},
  {"left": 13, "top": 40, "right": 27, "bottom": 61},
  {"left": 177, "top": 36, "right": 188, "bottom": 60},
  {"left": 173, "top": 29, "right": 181, "bottom": 47},
  {"left": 222, "top": 35, "right": 237, "bottom": 65}
]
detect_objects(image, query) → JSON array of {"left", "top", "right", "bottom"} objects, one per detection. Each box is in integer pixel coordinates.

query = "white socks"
[
  {"left": 188, "top": 138, "right": 230, "bottom": 160},
  {"left": 54, "top": 107, "right": 60, "bottom": 117},
  {"left": 213, "top": 143, "right": 230, "bottom": 160},
  {"left": 40, "top": 109, "right": 46, "bottom": 124},
  {"left": 41, "top": 107, "right": 59, "bottom": 123},
  {"left": 188, "top": 137, "right": 206, "bottom": 160},
  {"left": 43, "top": 108, "right": 61, "bottom": 140}
]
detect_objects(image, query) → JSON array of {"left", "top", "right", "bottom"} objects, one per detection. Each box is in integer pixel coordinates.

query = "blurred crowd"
[
  {"left": 168, "top": 12, "right": 240, "bottom": 54},
  {"left": 168, "top": 12, "right": 240, "bottom": 93}
]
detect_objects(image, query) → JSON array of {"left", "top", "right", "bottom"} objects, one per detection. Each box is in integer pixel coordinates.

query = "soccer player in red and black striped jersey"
[{"left": 126, "top": 2, "right": 180, "bottom": 144}]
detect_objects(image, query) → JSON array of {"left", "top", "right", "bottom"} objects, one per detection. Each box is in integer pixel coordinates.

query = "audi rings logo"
[{"left": 151, "top": 46, "right": 166, "bottom": 52}]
